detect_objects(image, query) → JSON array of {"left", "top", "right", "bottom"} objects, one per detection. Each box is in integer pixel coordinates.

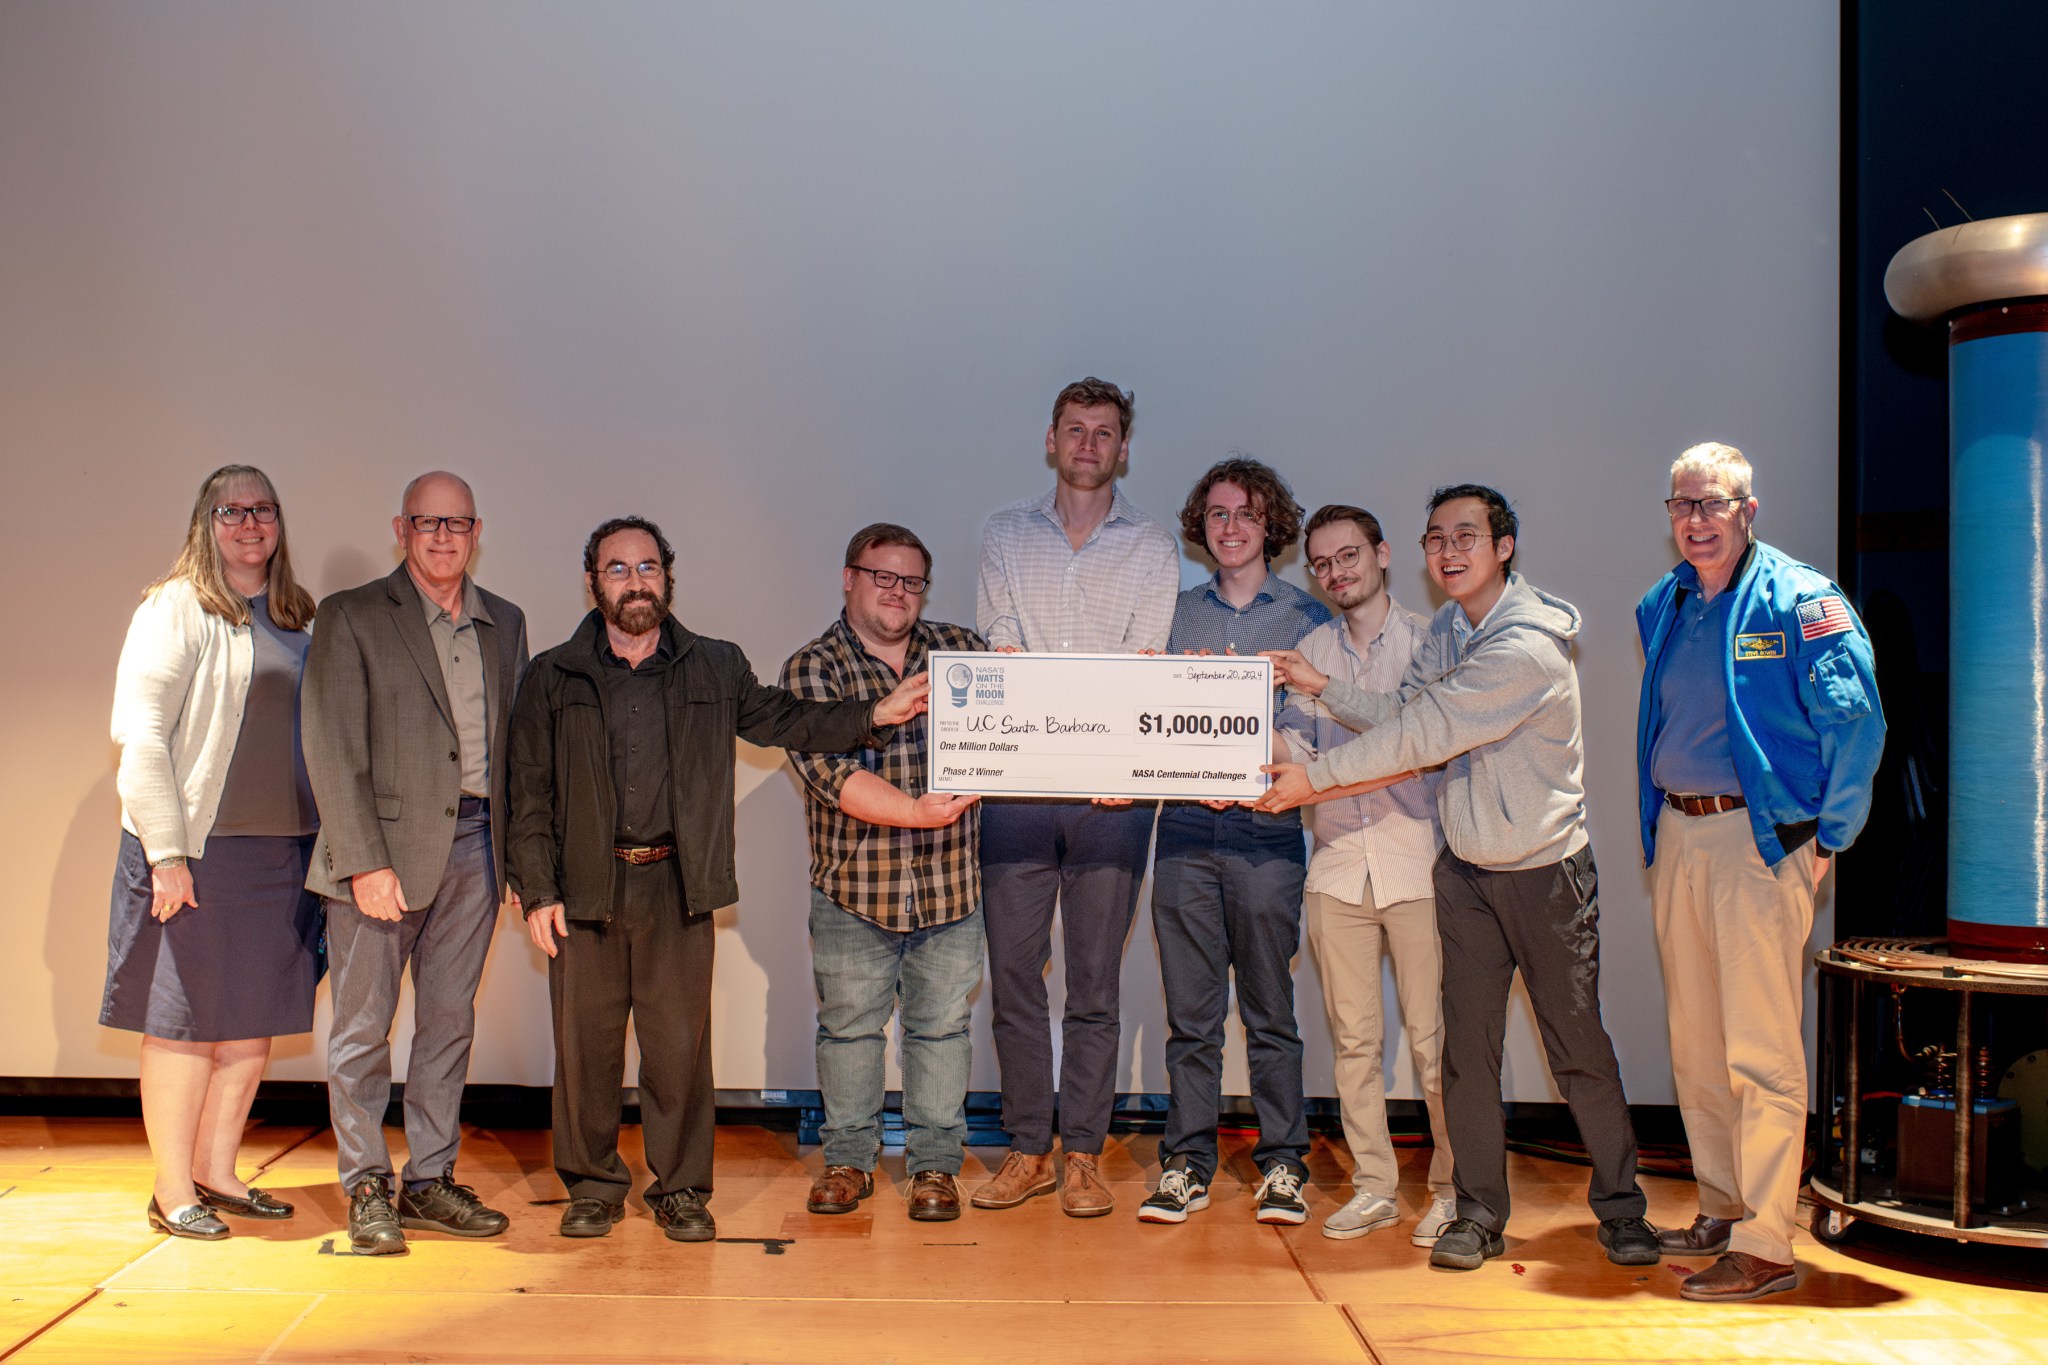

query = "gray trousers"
[
  {"left": 1434, "top": 844, "right": 1645, "bottom": 1232},
  {"left": 324, "top": 809, "right": 499, "bottom": 1190},
  {"left": 981, "top": 799, "right": 1157, "bottom": 1155}
]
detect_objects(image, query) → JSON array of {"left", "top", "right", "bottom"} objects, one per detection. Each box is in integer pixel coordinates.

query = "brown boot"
[
  {"left": 971, "top": 1150, "right": 1058, "bottom": 1209},
  {"left": 1679, "top": 1251, "right": 1798, "bottom": 1302},
  {"left": 1656, "top": 1213, "right": 1735, "bottom": 1256},
  {"left": 906, "top": 1171, "right": 963, "bottom": 1222},
  {"left": 805, "top": 1165, "right": 874, "bottom": 1215},
  {"left": 1060, "top": 1151, "right": 1114, "bottom": 1218}
]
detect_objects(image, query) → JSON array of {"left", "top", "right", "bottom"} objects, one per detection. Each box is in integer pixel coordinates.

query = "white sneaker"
[
  {"left": 1321, "top": 1190, "right": 1399, "bottom": 1241},
  {"left": 1410, "top": 1194, "right": 1459, "bottom": 1247}
]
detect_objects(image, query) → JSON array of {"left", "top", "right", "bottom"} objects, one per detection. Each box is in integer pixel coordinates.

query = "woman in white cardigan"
[{"left": 104, "top": 465, "right": 322, "bottom": 1239}]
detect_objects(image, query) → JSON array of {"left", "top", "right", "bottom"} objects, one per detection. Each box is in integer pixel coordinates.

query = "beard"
[{"left": 600, "top": 586, "right": 670, "bottom": 636}]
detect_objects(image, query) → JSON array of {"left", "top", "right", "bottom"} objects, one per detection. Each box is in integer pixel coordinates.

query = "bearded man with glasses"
[
  {"left": 507, "top": 517, "right": 931, "bottom": 1244},
  {"left": 304, "top": 471, "right": 529, "bottom": 1254},
  {"left": 1270, "top": 503, "right": 1458, "bottom": 1248},
  {"left": 779, "top": 524, "right": 986, "bottom": 1223}
]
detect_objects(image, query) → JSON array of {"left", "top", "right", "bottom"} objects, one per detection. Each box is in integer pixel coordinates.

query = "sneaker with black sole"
[
  {"left": 347, "top": 1176, "right": 407, "bottom": 1256},
  {"left": 1598, "top": 1215, "right": 1661, "bottom": 1266},
  {"left": 398, "top": 1175, "right": 509, "bottom": 1238},
  {"left": 1428, "top": 1217, "right": 1504, "bottom": 1270},
  {"left": 1253, "top": 1163, "right": 1309, "bottom": 1225},
  {"left": 651, "top": 1188, "right": 716, "bottom": 1242},
  {"left": 1137, "top": 1165, "right": 1210, "bottom": 1224}
]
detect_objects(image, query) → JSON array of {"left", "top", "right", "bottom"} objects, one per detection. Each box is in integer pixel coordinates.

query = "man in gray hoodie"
[{"left": 1258, "top": 484, "right": 1654, "bottom": 1272}]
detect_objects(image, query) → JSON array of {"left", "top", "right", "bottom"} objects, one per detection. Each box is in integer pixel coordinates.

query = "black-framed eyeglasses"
[
  {"left": 599, "top": 560, "right": 665, "bottom": 582},
  {"left": 849, "top": 564, "right": 929, "bottom": 595},
  {"left": 1664, "top": 495, "right": 1746, "bottom": 519},
  {"left": 212, "top": 503, "right": 279, "bottom": 526},
  {"left": 1307, "top": 544, "right": 1367, "bottom": 579},
  {"left": 1420, "top": 529, "right": 1494, "bottom": 556},
  {"left": 405, "top": 515, "right": 478, "bottom": 535}
]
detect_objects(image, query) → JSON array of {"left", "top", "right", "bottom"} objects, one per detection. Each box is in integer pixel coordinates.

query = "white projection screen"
[{"left": 0, "top": 2, "right": 1841, "bottom": 1107}]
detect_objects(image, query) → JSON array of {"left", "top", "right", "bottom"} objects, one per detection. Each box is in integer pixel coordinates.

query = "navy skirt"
[{"left": 100, "top": 830, "right": 322, "bottom": 1041}]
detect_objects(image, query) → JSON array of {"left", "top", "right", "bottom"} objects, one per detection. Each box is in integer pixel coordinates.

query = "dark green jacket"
[{"left": 507, "top": 610, "right": 880, "bottom": 922}]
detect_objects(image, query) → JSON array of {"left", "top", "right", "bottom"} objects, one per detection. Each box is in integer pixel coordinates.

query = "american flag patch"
[{"left": 1797, "top": 596, "right": 1853, "bottom": 642}]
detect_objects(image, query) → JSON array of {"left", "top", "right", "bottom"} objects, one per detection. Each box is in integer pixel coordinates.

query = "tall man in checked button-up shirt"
[
  {"left": 1276, "top": 504, "right": 1458, "bottom": 1248},
  {"left": 1137, "top": 459, "right": 1330, "bottom": 1228},
  {"left": 781, "top": 524, "right": 986, "bottom": 1223},
  {"left": 971, "top": 377, "right": 1181, "bottom": 1217},
  {"left": 1638, "top": 443, "right": 1884, "bottom": 1302}
]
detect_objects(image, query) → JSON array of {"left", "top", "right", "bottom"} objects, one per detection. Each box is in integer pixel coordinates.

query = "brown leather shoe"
[
  {"left": 906, "top": 1170, "right": 963, "bottom": 1222},
  {"left": 806, "top": 1165, "right": 874, "bottom": 1215},
  {"left": 971, "top": 1150, "right": 1058, "bottom": 1209},
  {"left": 1656, "top": 1213, "right": 1736, "bottom": 1256},
  {"left": 1060, "top": 1151, "right": 1114, "bottom": 1218},
  {"left": 1679, "top": 1250, "right": 1797, "bottom": 1302}
]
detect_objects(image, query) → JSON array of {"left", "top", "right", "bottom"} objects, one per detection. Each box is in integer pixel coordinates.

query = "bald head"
[
  {"left": 402, "top": 470, "right": 476, "bottom": 517},
  {"left": 394, "top": 470, "right": 481, "bottom": 600}
]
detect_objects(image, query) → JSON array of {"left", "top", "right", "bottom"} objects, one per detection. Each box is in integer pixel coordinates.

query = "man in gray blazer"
[{"left": 304, "top": 471, "right": 529, "bottom": 1256}]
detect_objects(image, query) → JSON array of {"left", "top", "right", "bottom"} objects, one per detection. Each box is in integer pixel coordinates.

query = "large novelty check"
[{"left": 925, "top": 651, "right": 1274, "bottom": 800}]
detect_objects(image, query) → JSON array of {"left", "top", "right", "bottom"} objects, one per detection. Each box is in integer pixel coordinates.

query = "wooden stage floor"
[{"left": 1, "top": 1116, "right": 2042, "bottom": 1363}]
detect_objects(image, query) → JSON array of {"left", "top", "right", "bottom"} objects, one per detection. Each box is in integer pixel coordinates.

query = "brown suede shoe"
[
  {"left": 1060, "top": 1151, "right": 1114, "bottom": 1218},
  {"left": 971, "top": 1150, "right": 1058, "bottom": 1209},
  {"left": 1680, "top": 1250, "right": 1798, "bottom": 1302},
  {"left": 906, "top": 1171, "right": 963, "bottom": 1222},
  {"left": 1656, "top": 1214, "right": 1736, "bottom": 1256},
  {"left": 806, "top": 1165, "right": 874, "bottom": 1215}
]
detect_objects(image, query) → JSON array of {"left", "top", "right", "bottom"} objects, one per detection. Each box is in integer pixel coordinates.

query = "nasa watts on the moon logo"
[{"left": 945, "top": 662, "right": 975, "bottom": 708}]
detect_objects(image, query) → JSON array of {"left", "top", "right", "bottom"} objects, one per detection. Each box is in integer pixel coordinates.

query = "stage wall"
[{"left": 0, "top": 1, "right": 1841, "bottom": 1106}]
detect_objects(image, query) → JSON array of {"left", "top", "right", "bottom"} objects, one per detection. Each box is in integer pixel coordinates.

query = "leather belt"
[
  {"left": 1665, "top": 792, "right": 1745, "bottom": 817},
  {"left": 457, "top": 795, "right": 489, "bottom": 817},
  {"left": 613, "top": 843, "right": 676, "bottom": 866}
]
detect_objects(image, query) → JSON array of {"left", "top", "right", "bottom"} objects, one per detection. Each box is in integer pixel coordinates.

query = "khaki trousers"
[
  {"left": 1651, "top": 804, "right": 1821, "bottom": 1264},
  {"left": 1305, "top": 885, "right": 1453, "bottom": 1200}
]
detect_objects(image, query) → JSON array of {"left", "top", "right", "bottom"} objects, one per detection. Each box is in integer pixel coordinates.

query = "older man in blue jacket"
[{"left": 1636, "top": 442, "right": 1884, "bottom": 1302}]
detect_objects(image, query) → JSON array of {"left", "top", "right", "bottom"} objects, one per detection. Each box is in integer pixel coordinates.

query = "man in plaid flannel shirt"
[{"left": 781, "top": 523, "right": 986, "bottom": 1222}]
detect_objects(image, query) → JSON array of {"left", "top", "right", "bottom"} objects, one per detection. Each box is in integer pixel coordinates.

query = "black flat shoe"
[
  {"left": 147, "top": 1197, "right": 230, "bottom": 1240},
  {"left": 195, "top": 1182, "right": 295, "bottom": 1219}
]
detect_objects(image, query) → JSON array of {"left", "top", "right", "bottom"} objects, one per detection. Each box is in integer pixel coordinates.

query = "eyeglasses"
[
  {"left": 405, "top": 515, "right": 478, "bottom": 535},
  {"left": 1664, "top": 495, "right": 1747, "bottom": 519},
  {"left": 212, "top": 503, "right": 279, "bottom": 526},
  {"left": 599, "top": 560, "right": 665, "bottom": 582},
  {"left": 1204, "top": 506, "right": 1266, "bottom": 529},
  {"left": 849, "top": 564, "right": 929, "bottom": 595},
  {"left": 1420, "top": 529, "right": 1494, "bottom": 556},
  {"left": 1307, "top": 545, "right": 1368, "bottom": 579}
]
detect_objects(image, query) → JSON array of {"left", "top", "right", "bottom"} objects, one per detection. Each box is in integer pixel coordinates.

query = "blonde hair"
[
  {"left": 147, "top": 465, "right": 316, "bottom": 629},
  {"left": 1670, "top": 442, "right": 1754, "bottom": 499}
]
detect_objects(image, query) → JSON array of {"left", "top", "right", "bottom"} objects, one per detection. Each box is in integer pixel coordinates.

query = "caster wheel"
[{"left": 1811, "top": 1206, "right": 1856, "bottom": 1246}]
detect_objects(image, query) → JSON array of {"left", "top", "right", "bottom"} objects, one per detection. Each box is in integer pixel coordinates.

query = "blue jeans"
[
  {"left": 809, "top": 889, "right": 984, "bottom": 1174},
  {"left": 1151, "top": 803, "right": 1310, "bottom": 1181}
]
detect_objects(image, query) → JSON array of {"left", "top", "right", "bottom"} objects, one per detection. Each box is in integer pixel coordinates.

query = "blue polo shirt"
[
  {"left": 1167, "top": 571, "right": 1332, "bottom": 660},
  {"left": 1647, "top": 586, "right": 1741, "bottom": 798}
]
